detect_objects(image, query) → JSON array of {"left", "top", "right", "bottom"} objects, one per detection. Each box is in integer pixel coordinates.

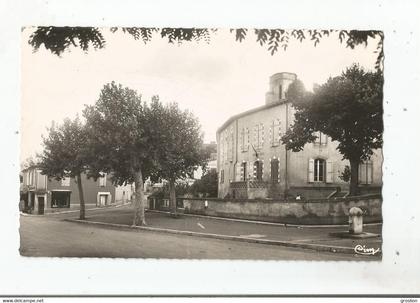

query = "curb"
[
  {"left": 147, "top": 209, "right": 383, "bottom": 229},
  {"left": 64, "top": 218, "right": 380, "bottom": 257},
  {"left": 40, "top": 203, "right": 130, "bottom": 216}
]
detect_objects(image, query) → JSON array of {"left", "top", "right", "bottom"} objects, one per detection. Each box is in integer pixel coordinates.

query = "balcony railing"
[{"left": 230, "top": 180, "right": 269, "bottom": 189}]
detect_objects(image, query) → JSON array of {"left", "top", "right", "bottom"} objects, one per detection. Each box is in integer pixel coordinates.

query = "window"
[
  {"left": 359, "top": 161, "right": 373, "bottom": 185},
  {"left": 308, "top": 158, "right": 326, "bottom": 182},
  {"left": 224, "top": 131, "right": 228, "bottom": 163},
  {"left": 61, "top": 177, "right": 70, "bottom": 187},
  {"left": 309, "top": 159, "right": 333, "bottom": 183},
  {"left": 269, "top": 119, "right": 281, "bottom": 147},
  {"left": 27, "top": 170, "right": 34, "bottom": 186},
  {"left": 254, "top": 123, "right": 264, "bottom": 149},
  {"left": 51, "top": 191, "right": 71, "bottom": 208},
  {"left": 99, "top": 173, "right": 107, "bottom": 187},
  {"left": 240, "top": 162, "right": 247, "bottom": 181},
  {"left": 271, "top": 159, "right": 279, "bottom": 183},
  {"left": 219, "top": 132, "right": 224, "bottom": 162},
  {"left": 240, "top": 127, "right": 249, "bottom": 152},
  {"left": 227, "top": 128, "right": 234, "bottom": 162},
  {"left": 314, "top": 131, "right": 328, "bottom": 145},
  {"left": 36, "top": 171, "right": 47, "bottom": 189},
  {"left": 220, "top": 170, "right": 224, "bottom": 183},
  {"left": 253, "top": 161, "right": 263, "bottom": 181},
  {"left": 314, "top": 159, "right": 325, "bottom": 182},
  {"left": 279, "top": 85, "right": 283, "bottom": 99}
]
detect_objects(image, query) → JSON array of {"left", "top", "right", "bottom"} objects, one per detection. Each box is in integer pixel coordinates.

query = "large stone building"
[{"left": 216, "top": 72, "right": 382, "bottom": 199}]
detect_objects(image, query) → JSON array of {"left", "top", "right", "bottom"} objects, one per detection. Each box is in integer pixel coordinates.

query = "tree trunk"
[
  {"left": 349, "top": 158, "right": 360, "bottom": 196},
  {"left": 169, "top": 179, "right": 177, "bottom": 215},
  {"left": 76, "top": 173, "right": 85, "bottom": 220},
  {"left": 132, "top": 170, "right": 147, "bottom": 226}
]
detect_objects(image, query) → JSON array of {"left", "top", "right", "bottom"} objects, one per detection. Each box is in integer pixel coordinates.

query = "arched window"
[
  {"left": 241, "top": 162, "right": 247, "bottom": 181},
  {"left": 314, "top": 159, "right": 326, "bottom": 182},
  {"left": 254, "top": 161, "right": 263, "bottom": 181},
  {"left": 271, "top": 159, "right": 279, "bottom": 183}
]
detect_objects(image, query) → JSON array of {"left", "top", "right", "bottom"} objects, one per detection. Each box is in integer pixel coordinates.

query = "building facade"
[
  {"left": 217, "top": 72, "right": 382, "bottom": 200},
  {"left": 20, "top": 167, "right": 133, "bottom": 214}
]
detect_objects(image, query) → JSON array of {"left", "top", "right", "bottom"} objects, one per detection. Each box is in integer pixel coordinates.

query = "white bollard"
[{"left": 349, "top": 207, "right": 364, "bottom": 234}]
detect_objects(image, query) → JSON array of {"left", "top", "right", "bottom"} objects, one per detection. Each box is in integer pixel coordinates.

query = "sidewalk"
[{"left": 67, "top": 206, "right": 382, "bottom": 257}]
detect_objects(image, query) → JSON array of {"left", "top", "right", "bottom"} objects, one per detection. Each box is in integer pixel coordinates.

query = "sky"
[{"left": 21, "top": 28, "right": 380, "bottom": 163}]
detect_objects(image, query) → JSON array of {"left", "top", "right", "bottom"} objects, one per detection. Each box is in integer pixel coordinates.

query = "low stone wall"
[{"left": 182, "top": 195, "right": 382, "bottom": 225}]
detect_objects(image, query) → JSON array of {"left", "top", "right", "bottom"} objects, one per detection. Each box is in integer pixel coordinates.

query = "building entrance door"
[
  {"left": 99, "top": 194, "right": 107, "bottom": 206},
  {"left": 38, "top": 196, "right": 45, "bottom": 215}
]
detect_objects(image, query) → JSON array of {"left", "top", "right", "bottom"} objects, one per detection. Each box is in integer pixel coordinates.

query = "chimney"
[{"left": 265, "top": 72, "right": 297, "bottom": 105}]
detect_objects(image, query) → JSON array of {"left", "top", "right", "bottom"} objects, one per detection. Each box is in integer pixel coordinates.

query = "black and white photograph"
[{"left": 19, "top": 27, "right": 383, "bottom": 260}]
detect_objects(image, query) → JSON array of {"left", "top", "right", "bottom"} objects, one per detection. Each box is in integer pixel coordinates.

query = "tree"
[
  {"left": 83, "top": 82, "right": 154, "bottom": 226},
  {"left": 38, "top": 117, "right": 89, "bottom": 220},
  {"left": 281, "top": 64, "right": 383, "bottom": 196},
  {"left": 148, "top": 98, "right": 206, "bottom": 215},
  {"left": 190, "top": 170, "right": 218, "bottom": 198},
  {"left": 339, "top": 165, "right": 351, "bottom": 183},
  {"left": 20, "top": 156, "right": 38, "bottom": 171},
  {"left": 27, "top": 27, "right": 384, "bottom": 70}
]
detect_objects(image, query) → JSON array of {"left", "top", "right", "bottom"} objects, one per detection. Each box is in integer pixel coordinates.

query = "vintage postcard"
[
  {"left": 1, "top": 0, "right": 419, "bottom": 299},
  {"left": 19, "top": 27, "right": 383, "bottom": 260}
]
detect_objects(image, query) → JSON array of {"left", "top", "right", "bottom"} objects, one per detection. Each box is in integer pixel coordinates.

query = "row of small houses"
[{"left": 20, "top": 166, "right": 134, "bottom": 214}]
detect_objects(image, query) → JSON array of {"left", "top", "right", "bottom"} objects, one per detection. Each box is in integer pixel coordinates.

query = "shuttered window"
[
  {"left": 99, "top": 173, "right": 107, "bottom": 187},
  {"left": 36, "top": 171, "right": 47, "bottom": 189},
  {"left": 239, "top": 128, "right": 244, "bottom": 152},
  {"left": 314, "top": 131, "right": 328, "bottom": 146},
  {"left": 254, "top": 123, "right": 264, "bottom": 149},
  {"left": 253, "top": 161, "right": 263, "bottom": 181},
  {"left": 220, "top": 132, "right": 224, "bottom": 162},
  {"left": 245, "top": 128, "right": 249, "bottom": 151},
  {"left": 309, "top": 158, "right": 328, "bottom": 182},
  {"left": 308, "top": 159, "right": 315, "bottom": 182},
  {"left": 359, "top": 161, "right": 373, "bottom": 185},
  {"left": 224, "top": 131, "right": 228, "bottom": 163},
  {"left": 326, "top": 160, "right": 334, "bottom": 183},
  {"left": 269, "top": 119, "right": 281, "bottom": 147},
  {"left": 240, "top": 127, "right": 250, "bottom": 152},
  {"left": 239, "top": 162, "right": 247, "bottom": 181},
  {"left": 227, "top": 128, "right": 233, "bottom": 162},
  {"left": 271, "top": 159, "right": 279, "bottom": 183},
  {"left": 314, "top": 159, "right": 325, "bottom": 182}
]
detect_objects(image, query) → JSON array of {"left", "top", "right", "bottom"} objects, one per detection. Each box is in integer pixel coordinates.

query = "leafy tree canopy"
[
  {"left": 143, "top": 96, "right": 206, "bottom": 214},
  {"left": 28, "top": 27, "right": 384, "bottom": 69},
  {"left": 83, "top": 82, "right": 154, "bottom": 184},
  {"left": 190, "top": 170, "right": 218, "bottom": 198},
  {"left": 38, "top": 116, "right": 89, "bottom": 219},
  {"left": 283, "top": 63, "right": 383, "bottom": 161},
  {"left": 281, "top": 64, "right": 383, "bottom": 195},
  {"left": 20, "top": 156, "right": 39, "bottom": 171},
  {"left": 38, "top": 116, "right": 88, "bottom": 179},
  {"left": 147, "top": 97, "right": 206, "bottom": 183}
]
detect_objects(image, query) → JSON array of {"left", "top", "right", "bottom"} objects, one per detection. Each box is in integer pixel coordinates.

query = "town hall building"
[{"left": 216, "top": 72, "right": 382, "bottom": 200}]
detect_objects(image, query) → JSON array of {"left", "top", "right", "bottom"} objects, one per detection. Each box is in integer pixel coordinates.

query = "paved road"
[
  {"left": 82, "top": 207, "right": 382, "bottom": 251},
  {"left": 19, "top": 209, "right": 374, "bottom": 260}
]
